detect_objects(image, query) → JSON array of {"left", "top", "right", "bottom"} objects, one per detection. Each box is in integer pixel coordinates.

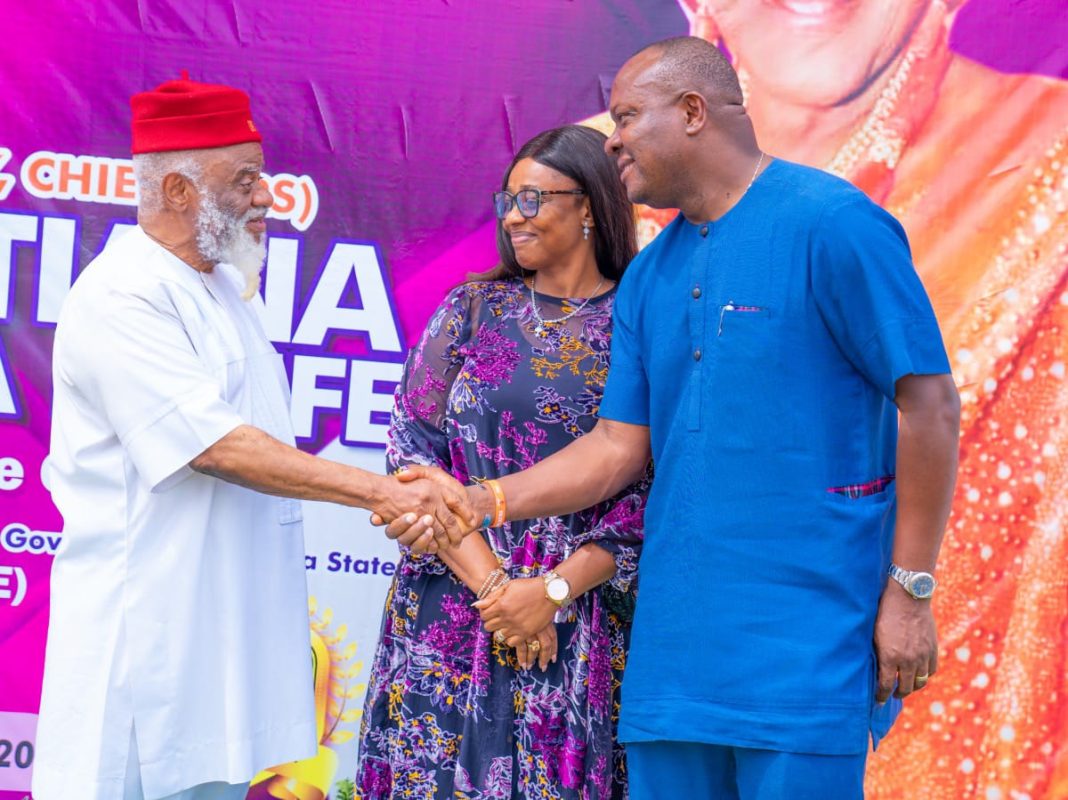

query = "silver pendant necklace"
[
  {"left": 747, "top": 151, "right": 765, "bottom": 193},
  {"left": 529, "top": 273, "right": 606, "bottom": 334}
]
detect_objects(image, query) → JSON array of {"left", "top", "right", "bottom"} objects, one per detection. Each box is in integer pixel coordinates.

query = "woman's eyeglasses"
[{"left": 493, "top": 188, "right": 585, "bottom": 220}]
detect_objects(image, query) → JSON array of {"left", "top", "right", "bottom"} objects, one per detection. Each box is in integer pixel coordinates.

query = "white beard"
[{"left": 195, "top": 193, "right": 267, "bottom": 301}]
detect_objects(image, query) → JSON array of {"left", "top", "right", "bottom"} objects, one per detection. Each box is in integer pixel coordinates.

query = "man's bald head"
[
  {"left": 629, "top": 36, "right": 743, "bottom": 106},
  {"left": 606, "top": 35, "right": 760, "bottom": 220}
]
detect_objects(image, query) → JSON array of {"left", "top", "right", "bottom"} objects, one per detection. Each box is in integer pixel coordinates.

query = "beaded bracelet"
[
  {"left": 476, "top": 567, "right": 503, "bottom": 600},
  {"left": 486, "top": 574, "right": 510, "bottom": 599},
  {"left": 476, "top": 568, "right": 509, "bottom": 601}
]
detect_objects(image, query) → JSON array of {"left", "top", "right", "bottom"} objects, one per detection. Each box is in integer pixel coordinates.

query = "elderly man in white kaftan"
[{"left": 34, "top": 77, "right": 474, "bottom": 800}]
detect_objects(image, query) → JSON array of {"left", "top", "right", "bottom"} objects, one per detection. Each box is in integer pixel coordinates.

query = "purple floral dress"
[{"left": 356, "top": 279, "right": 647, "bottom": 800}]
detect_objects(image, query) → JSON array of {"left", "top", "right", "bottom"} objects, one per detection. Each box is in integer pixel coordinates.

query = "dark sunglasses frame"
[{"left": 493, "top": 188, "right": 586, "bottom": 220}]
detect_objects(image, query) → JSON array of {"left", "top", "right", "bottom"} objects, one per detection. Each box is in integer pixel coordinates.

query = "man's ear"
[
  {"left": 161, "top": 171, "right": 197, "bottom": 212},
  {"left": 681, "top": 90, "right": 708, "bottom": 135}
]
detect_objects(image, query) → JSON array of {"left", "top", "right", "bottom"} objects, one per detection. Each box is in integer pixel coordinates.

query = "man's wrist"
[
  {"left": 357, "top": 470, "right": 389, "bottom": 510},
  {"left": 885, "top": 577, "right": 922, "bottom": 600},
  {"left": 468, "top": 483, "right": 497, "bottom": 527},
  {"left": 482, "top": 479, "right": 507, "bottom": 526},
  {"left": 887, "top": 562, "right": 937, "bottom": 600}
]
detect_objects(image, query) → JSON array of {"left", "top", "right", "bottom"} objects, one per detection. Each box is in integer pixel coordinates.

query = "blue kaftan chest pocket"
[
  {"left": 716, "top": 302, "right": 770, "bottom": 336},
  {"left": 707, "top": 302, "right": 800, "bottom": 451}
]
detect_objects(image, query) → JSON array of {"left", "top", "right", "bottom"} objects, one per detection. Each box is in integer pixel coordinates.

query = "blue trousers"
[{"left": 627, "top": 741, "right": 867, "bottom": 800}]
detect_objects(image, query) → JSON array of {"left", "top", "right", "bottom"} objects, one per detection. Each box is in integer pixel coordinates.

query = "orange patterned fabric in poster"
[{"left": 626, "top": 2, "right": 1068, "bottom": 797}]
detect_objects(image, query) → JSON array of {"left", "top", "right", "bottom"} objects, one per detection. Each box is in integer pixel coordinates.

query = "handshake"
[{"left": 369, "top": 465, "right": 490, "bottom": 553}]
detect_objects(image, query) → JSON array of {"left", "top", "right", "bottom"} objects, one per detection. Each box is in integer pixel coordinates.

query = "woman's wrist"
[
  {"left": 475, "top": 566, "right": 509, "bottom": 600},
  {"left": 553, "top": 545, "right": 616, "bottom": 601}
]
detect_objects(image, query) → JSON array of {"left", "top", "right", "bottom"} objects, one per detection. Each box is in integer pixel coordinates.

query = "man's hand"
[
  {"left": 874, "top": 582, "right": 938, "bottom": 702},
  {"left": 474, "top": 577, "right": 557, "bottom": 651},
  {"left": 369, "top": 466, "right": 478, "bottom": 553}
]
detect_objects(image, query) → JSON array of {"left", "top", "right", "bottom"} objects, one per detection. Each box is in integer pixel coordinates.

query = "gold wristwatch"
[{"left": 543, "top": 570, "right": 573, "bottom": 609}]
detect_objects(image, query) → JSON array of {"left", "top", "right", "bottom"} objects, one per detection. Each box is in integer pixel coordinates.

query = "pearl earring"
[{"left": 583, "top": 222, "right": 590, "bottom": 241}]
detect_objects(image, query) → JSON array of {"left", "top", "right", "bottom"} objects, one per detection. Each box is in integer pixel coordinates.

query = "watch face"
[
  {"left": 547, "top": 578, "right": 569, "bottom": 602},
  {"left": 909, "top": 574, "right": 936, "bottom": 598}
]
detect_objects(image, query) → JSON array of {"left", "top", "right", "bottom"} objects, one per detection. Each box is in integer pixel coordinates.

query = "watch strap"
[
  {"left": 543, "top": 570, "right": 572, "bottom": 608},
  {"left": 888, "top": 562, "right": 937, "bottom": 599}
]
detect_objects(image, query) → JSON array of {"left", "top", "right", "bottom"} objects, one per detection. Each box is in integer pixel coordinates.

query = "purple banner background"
[{"left": 1, "top": 0, "right": 1066, "bottom": 797}]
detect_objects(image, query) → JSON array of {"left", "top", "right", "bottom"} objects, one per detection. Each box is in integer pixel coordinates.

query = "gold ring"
[
  {"left": 494, "top": 630, "right": 507, "bottom": 644},
  {"left": 527, "top": 640, "right": 541, "bottom": 653},
  {"left": 915, "top": 674, "right": 929, "bottom": 686}
]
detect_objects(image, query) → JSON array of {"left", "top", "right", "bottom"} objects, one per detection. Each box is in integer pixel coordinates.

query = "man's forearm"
[
  {"left": 191, "top": 424, "right": 386, "bottom": 508},
  {"left": 494, "top": 419, "right": 650, "bottom": 522},
  {"left": 891, "top": 376, "right": 961, "bottom": 572}
]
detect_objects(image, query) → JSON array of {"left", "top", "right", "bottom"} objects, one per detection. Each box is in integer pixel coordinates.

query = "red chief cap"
[{"left": 130, "top": 71, "right": 262, "bottom": 154}]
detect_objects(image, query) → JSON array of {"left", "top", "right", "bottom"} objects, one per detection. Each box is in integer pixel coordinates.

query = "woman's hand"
[
  {"left": 474, "top": 577, "right": 557, "bottom": 646},
  {"left": 513, "top": 622, "right": 558, "bottom": 671},
  {"left": 374, "top": 510, "right": 439, "bottom": 553}
]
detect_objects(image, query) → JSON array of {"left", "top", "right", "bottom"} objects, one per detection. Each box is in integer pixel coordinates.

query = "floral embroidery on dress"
[{"left": 357, "top": 279, "right": 648, "bottom": 799}]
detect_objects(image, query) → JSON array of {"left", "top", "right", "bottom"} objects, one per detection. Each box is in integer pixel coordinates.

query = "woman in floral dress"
[{"left": 356, "top": 124, "right": 648, "bottom": 800}]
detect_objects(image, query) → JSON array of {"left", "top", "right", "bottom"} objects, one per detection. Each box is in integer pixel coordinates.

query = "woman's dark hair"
[{"left": 479, "top": 125, "right": 637, "bottom": 282}]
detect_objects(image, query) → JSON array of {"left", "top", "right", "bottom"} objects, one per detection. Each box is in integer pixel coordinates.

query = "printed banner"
[{"left": 1, "top": 1, "right": 1066, "bottom": 798}]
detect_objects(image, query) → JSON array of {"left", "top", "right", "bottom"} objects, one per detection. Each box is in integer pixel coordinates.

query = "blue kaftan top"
[{"left": 600, "top": 159, "right": 951, "bottom": 755}]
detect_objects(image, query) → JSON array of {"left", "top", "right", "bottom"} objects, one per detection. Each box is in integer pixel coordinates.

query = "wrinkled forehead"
[{"left": 202, "top": 141, "right": 264, "bottom": 181}]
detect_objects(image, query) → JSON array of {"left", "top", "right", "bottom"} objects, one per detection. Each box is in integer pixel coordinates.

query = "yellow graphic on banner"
[{"left": 248, "top": 597, "right": 367, "bottom": 800}]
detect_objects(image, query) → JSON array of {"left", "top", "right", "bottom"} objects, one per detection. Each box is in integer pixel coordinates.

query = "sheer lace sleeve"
[
  {"left": 385, "top": 286, "right": 475, "bottom": 475},
  {"left": 573, "top": 464, "right": 652, "bottom": 593}
]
